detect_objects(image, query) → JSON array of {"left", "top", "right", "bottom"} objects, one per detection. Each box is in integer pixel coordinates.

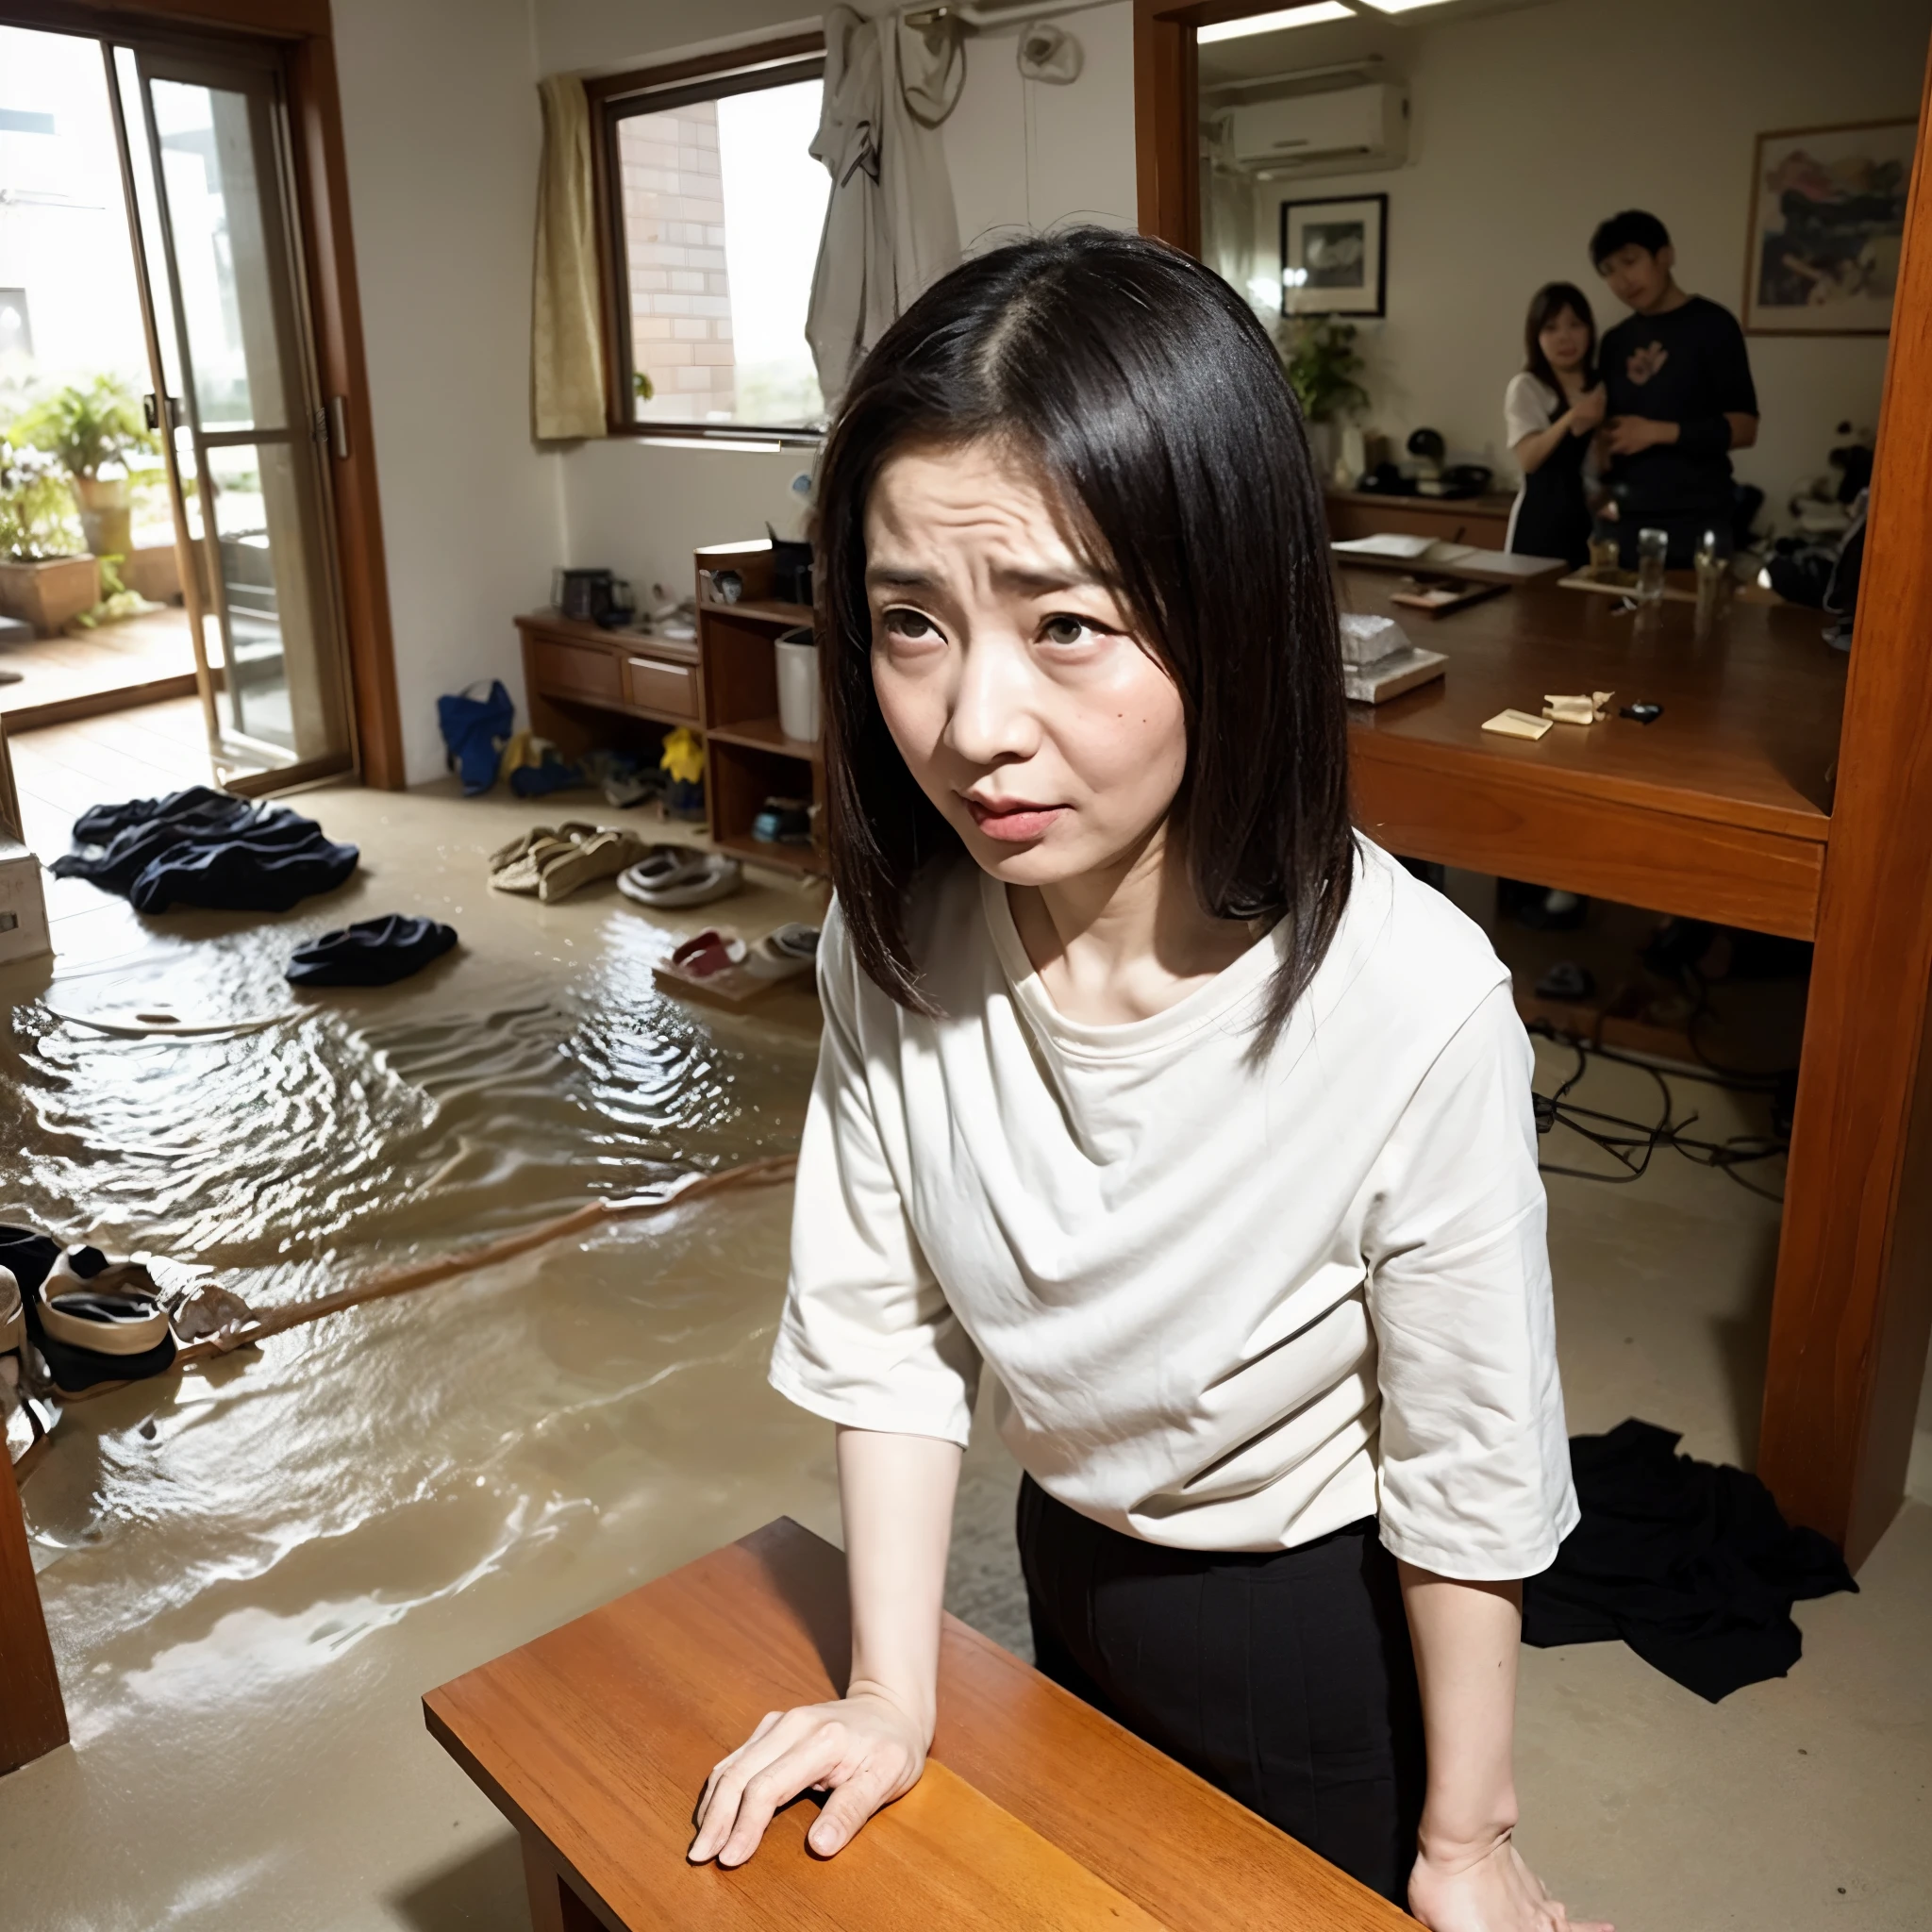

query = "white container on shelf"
[{"left": 774, "top": 628, "right": 820, "bottom": 743}]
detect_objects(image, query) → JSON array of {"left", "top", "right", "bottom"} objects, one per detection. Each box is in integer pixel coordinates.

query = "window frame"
[{"left": 588, "top": 32, "right": 828, "bottom": 446}]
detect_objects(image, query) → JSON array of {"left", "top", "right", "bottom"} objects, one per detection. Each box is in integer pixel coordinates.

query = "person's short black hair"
[
  {"left": 1591, "top": 209, "right": 1672, "bottom": 267},
  {"left": 813, "top": 227, "right": 1353, "bottom": 1049}
]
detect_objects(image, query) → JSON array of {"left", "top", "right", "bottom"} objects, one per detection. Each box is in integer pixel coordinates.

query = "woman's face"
[
  {"left": 864, "top": 439, "right": 1188, "bottom": 891},
  {"left": 1538, "top": 306, "right": 1591, "bottom": 375}
]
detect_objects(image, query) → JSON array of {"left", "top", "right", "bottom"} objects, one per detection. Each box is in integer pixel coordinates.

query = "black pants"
[{"left": 1017, "top": 1475, "right": 1426, "bottom": 1906}]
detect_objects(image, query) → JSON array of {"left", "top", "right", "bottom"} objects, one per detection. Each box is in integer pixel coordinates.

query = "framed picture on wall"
[
  {"left": 1280, "top": 192, "right": 1387, "bottom": 318},
  {"left": 1743, "top": 118, "right": 1916, "bottom": 335}
]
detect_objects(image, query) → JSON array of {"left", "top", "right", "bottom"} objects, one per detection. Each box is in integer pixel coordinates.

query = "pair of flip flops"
[
  {"left": 667, "top": 924, "right": 819, "bottom": 984},
  {"left": 489, "top": 824, "right": 651, "bottom": 904},
  {"left": 617, "top": 846, "right": 743, "bottom": 909}
]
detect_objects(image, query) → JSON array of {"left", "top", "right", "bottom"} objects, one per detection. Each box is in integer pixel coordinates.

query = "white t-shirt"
[
  {"left": 1504, "top": 369, "right": 1561, "bottom": 451},
  {"left": 770, "top": 838, "right": 1579, "bottom": 1581}
]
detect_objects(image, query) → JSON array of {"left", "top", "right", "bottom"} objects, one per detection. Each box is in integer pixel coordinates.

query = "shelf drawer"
[
  {"left": 531, "top": 638, "right": 623, "bottom": 703},
  {"left": 625, "top": 655, "right": 698, "bottom": 721}
]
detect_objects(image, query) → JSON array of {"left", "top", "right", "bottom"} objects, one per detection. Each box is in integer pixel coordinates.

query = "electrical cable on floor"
[{"left": 1527, "top": 1023, "right": 1793, "bottom": 1204}]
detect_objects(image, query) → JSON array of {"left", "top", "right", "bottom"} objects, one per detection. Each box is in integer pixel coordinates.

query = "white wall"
[
  {"left": 332, "top": 0, "right": 565, "bottom": 785},
  {"left": 1243, "top": 0, "right": 1928, "bottom": 514},
  {"left": 531, "top": 1, "right": 1138, "bottom": 608}
]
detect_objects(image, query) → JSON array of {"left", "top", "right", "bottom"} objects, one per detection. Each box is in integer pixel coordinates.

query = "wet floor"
[{"left": 1, "top": 771, "right": 1928, "bottom": 1930}]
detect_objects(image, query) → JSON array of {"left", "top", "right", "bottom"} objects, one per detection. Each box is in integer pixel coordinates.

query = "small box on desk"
[{"left": 0, "top": 837, "right": 51, "bottom": 966}]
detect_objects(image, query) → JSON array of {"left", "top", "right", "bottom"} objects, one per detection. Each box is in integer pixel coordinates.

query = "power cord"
[{"left": 1527, "top": 1023, "right": 1792, "bottom": 1204}]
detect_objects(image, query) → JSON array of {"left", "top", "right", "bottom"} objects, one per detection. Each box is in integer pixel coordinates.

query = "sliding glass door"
[{"left": 106, "top": 34, "right": 352, "bottom": 786}]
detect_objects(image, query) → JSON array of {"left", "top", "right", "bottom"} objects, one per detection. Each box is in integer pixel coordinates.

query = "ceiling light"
[
  {"left": 1354, "top": 0, "right": 1457, "bottom": 13},
  {"left": 1199, "top": 5, "right": 1356, "bottom": 43}
]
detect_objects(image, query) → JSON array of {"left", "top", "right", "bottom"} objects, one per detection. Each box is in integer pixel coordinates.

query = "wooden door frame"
[
  {"left": 1135, "top": 0, "right": 1932, "bottom": 1565},
  {"left": 8, "top": 0, "right": 407, "bottom": 789}
]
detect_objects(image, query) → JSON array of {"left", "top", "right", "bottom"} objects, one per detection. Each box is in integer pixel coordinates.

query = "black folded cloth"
[
  {"left": 286, "top": 914, "right": 458, "bottom": 988},
  {"left": 1524, "top": 1418, "right": 1857, "bottom": 1702},
  {"left": 0, "top": 1226, "right": 178, "bottom": 1395},
  {"left": 52, "top": 784, "right": 358, "bottom": 913}
]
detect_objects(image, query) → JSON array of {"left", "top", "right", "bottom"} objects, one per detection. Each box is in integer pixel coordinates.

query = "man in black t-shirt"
[{"left": 1591, "top": 209, "right": 1759, "bottom": 566}]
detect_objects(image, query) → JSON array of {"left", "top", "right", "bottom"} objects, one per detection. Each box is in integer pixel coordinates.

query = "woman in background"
[{"left": 1505, "top": 282, "right": 1604, "bottom": 567}]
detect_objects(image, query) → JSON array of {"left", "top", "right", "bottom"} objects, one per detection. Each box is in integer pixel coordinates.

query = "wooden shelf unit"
[
  {"left": 512, "top": 538, "right": 824, "bottom": 877},
  {"left": 693, "top": 539, "right": 824, "bottom": 874}
]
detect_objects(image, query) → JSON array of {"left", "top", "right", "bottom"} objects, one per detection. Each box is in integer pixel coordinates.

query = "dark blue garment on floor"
[
  {"left": 1523, "top": 1418, "right": 1857, "bottom": 1701},
  {"left": 52, "top": 785, "right": 359, "bottom": 913},
  {"left": 286, "top": 913, "right": 458, "bottom": 987}
]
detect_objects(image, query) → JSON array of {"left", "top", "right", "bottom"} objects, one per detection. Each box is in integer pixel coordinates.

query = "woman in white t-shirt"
[
  {"left": 690, "top": 230, "right": 1601, "bottom": 1930},
  {"left": 1505, "top": 281, "right": 1606, "bottom": 567}
]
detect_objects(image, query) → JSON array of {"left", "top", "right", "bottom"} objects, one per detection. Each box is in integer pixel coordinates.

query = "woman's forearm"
[
  {"left": 1397, "top": 1562, "right": 1524, "bottom": 1864},
  {"left": 838, "top": 1424, "right": 962, "bottom": 1739}
]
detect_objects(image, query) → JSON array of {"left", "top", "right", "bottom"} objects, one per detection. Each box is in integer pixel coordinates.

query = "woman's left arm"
[{"left": 1401, "top": 1568, "right": 1609, "bottom": 1930}]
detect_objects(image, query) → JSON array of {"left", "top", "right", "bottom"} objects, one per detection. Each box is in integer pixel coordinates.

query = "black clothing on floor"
[
  {"left": 1017, "top": 1474, "right": 1424, "bottom": 1904},
  {"left": 1511, "top": 419, "right": 1593, "bottom": 568},
  {"left": 52, "top": 786, "right": 358, "bottom": 914},
  {"left": 286, "top": 914, "right": 458, "bottom": 988},
  {"left": 0, "top": 1226, "right": 178, "bottom": 1394},
  {"left": 1522, "top": 1419, "right": 1856, "bottom": 1702},
  {"left": 1600, "top": 295, "right": 1757, "bottom": 542}
]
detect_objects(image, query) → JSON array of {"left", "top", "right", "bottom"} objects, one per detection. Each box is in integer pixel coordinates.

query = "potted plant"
[
  {"left": 14, "top": 375, "right": 160, "bottom": 561},
  {"left": 1274, "top": 316, "right": 1370, "bottom": 476},
  {"left": 0, "top": 434, "right": 99, "bottom": 635}
]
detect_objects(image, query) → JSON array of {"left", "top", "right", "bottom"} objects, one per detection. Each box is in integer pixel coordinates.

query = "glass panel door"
[{"left": 108, "top": 41, "right": 352, "bottom": 783}]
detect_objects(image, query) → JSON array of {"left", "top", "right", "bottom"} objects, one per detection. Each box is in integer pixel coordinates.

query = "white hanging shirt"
[{"left": 770, "top": 839, "right": 1578, "bottom": 1580}]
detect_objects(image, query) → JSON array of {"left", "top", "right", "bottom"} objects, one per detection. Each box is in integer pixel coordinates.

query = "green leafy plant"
[
  {"left": 14, "top": 375, "right": 158, "bottom": 481},
  {"left": 0, "top": 435, "right": 83, "bottom": 560},
  {"left": 1275, "top": 316, "right": 1370, "bottom": 425}
]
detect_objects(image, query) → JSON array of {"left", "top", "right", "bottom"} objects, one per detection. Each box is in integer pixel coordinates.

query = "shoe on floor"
[
  {"left": 618, "top": 851, "right": 743, "bottom": 909},
  {"left": 536, "top": 828, "right": 648, "bottom": 903},
  {"left": 670, "top": 928, "right": 748, "bottom": 979},
  {"left": 745, "top": 923, "right": 820, "bottom": 981},
  {"left": 24, "top": 1248, "right": 179, "bottom": 1394}
]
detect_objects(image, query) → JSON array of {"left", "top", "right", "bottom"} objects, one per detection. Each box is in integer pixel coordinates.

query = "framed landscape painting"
[
  {"left": 1744, "top": 118, "right": 1916, "bottom": 335},
  {"left": 1280, "top": 192, "right": 1387, "bottom": 319}
]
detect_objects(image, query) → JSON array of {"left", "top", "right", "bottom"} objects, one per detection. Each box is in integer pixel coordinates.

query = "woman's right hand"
[
  {"left": 689, "top": 1684, "right": 931, "bottom": 1868},
  {"left": 1567, "top": 385, "right": 1607, "bottom": 434}
]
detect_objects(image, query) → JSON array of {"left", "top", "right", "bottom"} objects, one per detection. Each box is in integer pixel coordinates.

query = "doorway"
[{"left": 0, "top": 14, "right": 356, "bottom": 797}]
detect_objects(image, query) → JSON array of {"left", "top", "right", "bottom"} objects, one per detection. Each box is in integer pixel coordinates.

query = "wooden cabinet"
[
  {"left": 1324, "top": 488, "right": 1516, "bottom": 550},
  {"left": 513, "top": 538, "right": 824, "bottom": 877}
]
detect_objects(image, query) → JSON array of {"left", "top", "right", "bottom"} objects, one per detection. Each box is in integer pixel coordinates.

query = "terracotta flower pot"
[
  {"left": 73, "top": 475, "right": 134, "bottom": 562},
  {"left": 0, "top": 555, "right": 102, "bottom": 636}
]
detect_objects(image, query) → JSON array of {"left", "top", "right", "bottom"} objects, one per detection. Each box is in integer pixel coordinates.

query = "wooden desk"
[
  {"left": 1341, "top": 570, "right": 1846, "bottom": 941},
  {"left": 425, "top": 1519, "right": 1405, "bottom": 1931}
]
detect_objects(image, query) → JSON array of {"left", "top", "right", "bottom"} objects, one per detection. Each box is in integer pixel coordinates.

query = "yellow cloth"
[
  {"left": 532, "top": 75, "right": 607, "bottom": 441},
  {"left": 660, "top": 727, "right": 706, "bottom": 786}
]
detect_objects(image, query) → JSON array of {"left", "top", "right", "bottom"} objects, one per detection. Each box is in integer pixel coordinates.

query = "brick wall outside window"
[{"left": 618, "top": 102, "right": 735, "bottom": 423}]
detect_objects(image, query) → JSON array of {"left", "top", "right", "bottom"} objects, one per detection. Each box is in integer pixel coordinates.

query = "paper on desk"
[
  {"left": 1482, "top": 708, "right": 1553, "bottom": 741},
  {"left": 1332, "top": 534, "right": 1476, "bottom": 564}
]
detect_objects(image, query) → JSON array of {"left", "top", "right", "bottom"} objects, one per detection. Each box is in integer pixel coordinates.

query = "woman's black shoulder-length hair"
[
  {"left": 814, "top": 225, "right": 1353, "bottom": 1049},
  {"left": 1523, "top": 279, "right": 1598, "bottom": 398}
]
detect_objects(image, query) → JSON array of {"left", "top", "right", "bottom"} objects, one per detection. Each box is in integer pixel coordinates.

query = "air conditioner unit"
[{"left": 1228, "top": 84, "right": 1408, "bottom": 176}]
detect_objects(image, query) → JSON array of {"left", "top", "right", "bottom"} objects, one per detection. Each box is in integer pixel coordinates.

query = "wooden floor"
[
  {"left": 0, "top": 608, "right": 199, "bottom": 729},
  {"left": 8, "top": 696, "right": 212, "bottom": 858}
]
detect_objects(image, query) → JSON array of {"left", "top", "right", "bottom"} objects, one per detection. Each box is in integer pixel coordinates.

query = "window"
[{"left": 594, "top": 39, "right": 830, "bottom": 441}]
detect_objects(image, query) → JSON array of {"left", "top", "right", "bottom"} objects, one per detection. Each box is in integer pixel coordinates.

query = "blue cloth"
[
  {"left": 508, "top": 751, "right": 586, "bottom": 798},
  {"left": 438, "top": 679, "right": 514, "bottom": 795},
  {"left": 52, "top": 785, "right": 359, "bottom": 914},
  {"left": 286, "top": 914, "right": 458, "bottom": 987}
]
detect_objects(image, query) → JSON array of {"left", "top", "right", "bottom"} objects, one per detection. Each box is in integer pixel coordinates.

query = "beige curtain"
[{"left": 532, "top": 75, "right": 608, "bottom": 442}]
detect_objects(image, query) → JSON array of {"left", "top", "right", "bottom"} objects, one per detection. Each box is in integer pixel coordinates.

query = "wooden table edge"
[{"left": 1347, "top": 727, "right": 1832, "bottom": 843}]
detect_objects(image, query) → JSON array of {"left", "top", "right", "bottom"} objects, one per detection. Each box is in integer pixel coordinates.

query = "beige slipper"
[
  {"left": 488, "top": 822, "right": 599, "bottom": 876},
  {"left": 491, "top": 836, "right": 578, "bottom": 895},
  {"left": 536, "top": 828, "right": 649, "bottom": 904}
]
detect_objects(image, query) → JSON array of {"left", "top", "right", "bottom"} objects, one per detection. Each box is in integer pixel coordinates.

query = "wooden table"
[
  {"left": 425, "top": 1519, "right": 1405, "bottom": 1931},
  {"left": 1341, "top": 570, "right": 1847, "bottom": 941}
]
